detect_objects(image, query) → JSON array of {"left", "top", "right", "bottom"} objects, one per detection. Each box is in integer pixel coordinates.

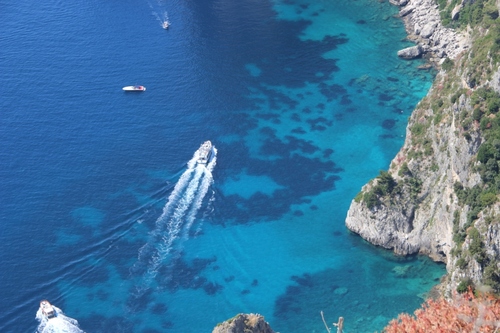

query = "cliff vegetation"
[{"left": 346, "top": 0, "right": 500, "bottom": 298}]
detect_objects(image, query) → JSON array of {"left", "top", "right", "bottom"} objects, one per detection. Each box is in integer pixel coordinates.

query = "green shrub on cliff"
[
  {"left": 440, "top": 0, "right": 499, "bottom": 29},
  {"left": 456, "top": 278, "right": 474, "bottom": 293},
  {"left": 484, "top": 263, "right": 500, "bottom": 292},
  {"left": 468, "top": 227, "right": 487, "bottom": 264},
  {"left": 361, "top": 171, "right": 397, "bottom": 209},
  {"left": 441, "top": 58, "right": 454, "bottom": 72}
]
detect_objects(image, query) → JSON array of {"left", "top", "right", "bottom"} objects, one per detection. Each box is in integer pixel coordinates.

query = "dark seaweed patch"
[
  {"left": 151, "top": 303, "right": 168, "bottom": 315},
  {"left": 378, "top": 93, "right": 393, "bottom": 102},
  {"left": 291, "top": 127, "right": 306, "bottom": 134},
  {"left": 203, "top": 282, "right": 223, "bottom": 295},
  {"left": 323, "top": 148, "right": 334, "bottom": 158},
  {"left": 382, "top": 119, "right": 396, "bottom": 129},
  {"left": 291, "top": 273, "right": 313, "bottom": 287},
  {"left": 319, "top": 83, "right": 348, "bottom": 101},
  {"left": 158, "top": 255, "right": 221, "bottom": 295},
  {"left": 126, "top": 288, "right": 154, "bottom": 313},
  {"left": 307, "top": 117, "right": 332, "bottom": 132},
  {"left": 340, "top": 95, "right": 352, "bottom": 105},
  {"left": 212, "top": 139, "right": 342, "bottom": 224},
  {"left": 260, "top": 126, "right": 276, "bottom": 136}
]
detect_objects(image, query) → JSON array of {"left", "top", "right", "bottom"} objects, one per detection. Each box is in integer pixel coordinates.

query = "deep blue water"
[{"left": 0, "top": 0, "right": 445, "bottom": 332}]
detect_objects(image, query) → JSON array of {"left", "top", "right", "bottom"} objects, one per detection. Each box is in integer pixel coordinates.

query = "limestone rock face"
[
  {"left": 451, "top": 4, "right": 462, "bottom": 20},
  {"left": 212, "top": 314, "right": 275, "bottom": 333},
  {"left": 395, "top": 0, "right": 470, "bottom": 61},
  {"left": 389, "top": 0, "right": 409, "bottom": 5},
  {"left": 400, "top": 5, "right": 415, "bottom": 17},
  {"left": 420, "top": 23, "right": 437, "bottom": 38},
  {"left": 346, "top": 89, "right": 482, "bottom": 265},
  {"left": 347, "top": 0, "right": 500, "bottom": 298},
  {"left": 397, "top": 45, "right": 423, "bottom": 59}
]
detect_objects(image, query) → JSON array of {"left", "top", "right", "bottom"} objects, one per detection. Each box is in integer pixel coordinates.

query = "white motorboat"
[
  {"left": 40, "top": 300, "right": 57, "bottom": 319},
  {"left": 122, "top": 85, "right": 146, "bottom": 92},
  {"left": 162, "top": 21, "right": 170, "bottom": 29},
  {"left": 197, "top": 141, "right": 212, "bottom": 164}
]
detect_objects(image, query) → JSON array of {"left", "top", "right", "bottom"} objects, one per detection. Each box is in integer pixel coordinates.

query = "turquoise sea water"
[{"left": 0, "top": 0, "right": 445, "bottom": 332}]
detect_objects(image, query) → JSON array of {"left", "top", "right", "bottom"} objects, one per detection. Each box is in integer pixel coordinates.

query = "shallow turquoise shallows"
[{"left": 0, "top": 0, "right": 445, "bottom": 332}]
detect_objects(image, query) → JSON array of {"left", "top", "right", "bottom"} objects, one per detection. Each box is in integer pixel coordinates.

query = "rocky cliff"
[
  {"left": 212, "top": 314, "right": 275, "bottom": 333},
  {"left": 346, "top": 0, "right": 500, "bottom": 295}
]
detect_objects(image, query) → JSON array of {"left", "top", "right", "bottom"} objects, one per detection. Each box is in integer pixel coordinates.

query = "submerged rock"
[{"left": 213, "top": 314, "right": 275, "bottom": 333}]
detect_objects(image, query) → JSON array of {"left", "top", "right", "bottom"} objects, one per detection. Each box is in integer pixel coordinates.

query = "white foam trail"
[
  {"left": 145, "top": 0, "right": 169, "bottom": 26},
  {"left": 137, "top": 167, "right": 204, "bottom": 291},
  {"left": 133, "top": 145, "right": 217, "bottom": 294},
  {"left": 36, "top": 306, "right": 84, "bottom": 333},
  {"left": 134, "top": 153, "right": 199, "bottom": 268},
  {"left": 182, "top": 148, "right": 217, "bottom": 238}
]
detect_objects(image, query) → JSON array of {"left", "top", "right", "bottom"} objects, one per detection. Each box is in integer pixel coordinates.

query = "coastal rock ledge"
[
  {"left": 392, "top": 0, "right": 470, "bottom": 62},
  {"left": 212, "top": 314, "right": 275, "bottom": 333},
  {"left": 345, "top": 91, "right": 482, "bottom": 264},
  {"left": 397, "top": 45, "right": 423, "bottom": 59}
]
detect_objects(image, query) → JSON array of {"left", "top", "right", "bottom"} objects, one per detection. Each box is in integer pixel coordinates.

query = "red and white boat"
[{"left": 122, "top": 85, "right": 146, "bottom": 92}]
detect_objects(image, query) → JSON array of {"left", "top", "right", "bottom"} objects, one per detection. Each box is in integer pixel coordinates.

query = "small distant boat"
[
  {"left": 197, "top": 141, "right": 212, "bottom": 164},
  {"left": 40, "top": 300, "right": 57, "bottom": 319},
  {"left": 162, "top": 21, "right": 170, "bottom": 29},
  {"left": 122, "top": 85, "right": 146, "bottom": 92}
]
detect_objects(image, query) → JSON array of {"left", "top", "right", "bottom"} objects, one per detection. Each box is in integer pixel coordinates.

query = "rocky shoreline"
[
  {"left": 212, "top": 314, "right": 275, "bottom": 333},
  {"left": 390, "top": 0, "right": 470, "bottom": 63},
  {"left": 344, "top": 0, "right": 474, "bottom": 263},
  {"left": 345, "top": 0, "right": 500, "bottom": 296}
]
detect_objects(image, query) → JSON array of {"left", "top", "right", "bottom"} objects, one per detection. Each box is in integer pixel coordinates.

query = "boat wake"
[
  {"left": 131, "top": 144, "right": 217, "bottom": 294},
  {"left": 146, "top": 0, "right": 169, "bottom": 28},
  {"left": 36, "top": 306, "right": 85, "bottom": 333}
]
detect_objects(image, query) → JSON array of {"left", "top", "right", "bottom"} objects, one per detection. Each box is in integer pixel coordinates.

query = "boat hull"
[
  {"left": 40, "top": 300, "right": 57, "bottom": 319},
  {"left": 122, "top": 86, "right": 146, "bottom": 92},
  {"left": 197, "top": 141, "right": 212, "bottom": 164}
]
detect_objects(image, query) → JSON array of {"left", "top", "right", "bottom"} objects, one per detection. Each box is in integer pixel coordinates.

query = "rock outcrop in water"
[
  {"left": 397, "top": 45, "right": 423, "bottom": 59},
  {"left": 346, "top": 0, "right": 500, "bottom": 295},
  {"left": 212, "top": 314, "right": 275, "bottom": 333}
]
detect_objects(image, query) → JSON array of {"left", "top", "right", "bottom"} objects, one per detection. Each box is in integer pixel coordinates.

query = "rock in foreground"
[{"left": 213, "top": 314, "right": 275, "bottom": 333}]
